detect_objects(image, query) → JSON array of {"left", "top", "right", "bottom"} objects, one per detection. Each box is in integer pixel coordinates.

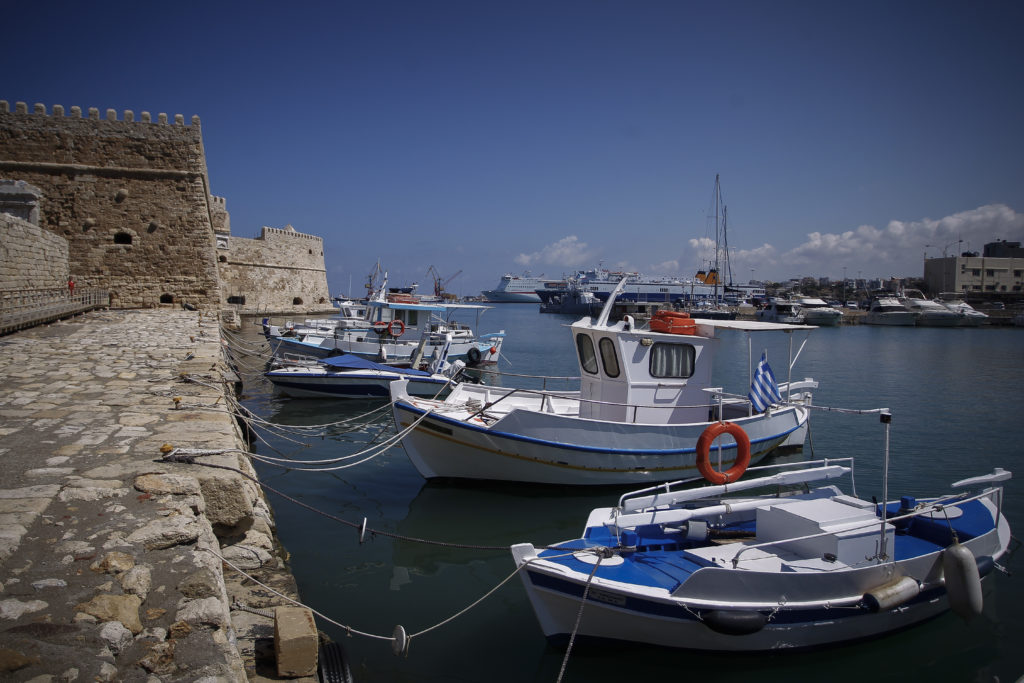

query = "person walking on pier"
[{"left": 67, "top": 276, "right": 75, "bottom": 297}]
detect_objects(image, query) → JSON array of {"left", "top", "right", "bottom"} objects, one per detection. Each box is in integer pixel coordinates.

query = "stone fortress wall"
[
  {"left": 217, "top": 222, "right": 332, "bottom": 311},
  {"left": 0, "top": 101, "right": 221, "bottom": 309},
  {"left": 0, "top": 101, "right": 332, "bottom": 313},
  {"left": 0, "top": 202, "right": 69, "bottom": 291}
]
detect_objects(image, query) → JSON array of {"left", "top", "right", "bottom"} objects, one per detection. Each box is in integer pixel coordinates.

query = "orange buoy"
[{"left": 695, "top": 422, "right": 751, "bottom": 484}]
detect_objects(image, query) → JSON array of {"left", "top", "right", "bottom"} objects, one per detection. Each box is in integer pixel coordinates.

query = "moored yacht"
[
  {"left": 795, "top": 296, "right": 843, "bottom": 326},
  {"left": 864, "top": 296, "right": 916, "bottom": 326},
  {"left": 900, "top": 289, "right": 961, "bottom": 327},
  {"left": 756, "top": 299, "right": 805, "bottom": 324}
]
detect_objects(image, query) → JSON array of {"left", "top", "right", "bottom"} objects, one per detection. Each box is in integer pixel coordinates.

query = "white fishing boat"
[
  {"left": 757, "top": 299, "right": 805, "bottom": 324},
  {"left": 511, "top": 412, "right": 1012, "bottom": 651},
  {"left": 900, "top": 289, "right": 962, "bottom": 327},
  {"left": 262, "top": 301, "right": 370, "bottom": 338},
  {"left": 267, "top": 277, "right": 504, "bottom": 365},
  {"left": 389, "top": 280, "right": 815, "bottom": 486},
  {"left": 795, "top": 296, "right": 843, "bottom": 326},
  {"left": 864, "top": 296, "right": 917, "bottom": 326}
]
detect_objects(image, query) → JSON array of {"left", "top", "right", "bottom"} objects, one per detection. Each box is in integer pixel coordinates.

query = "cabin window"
[
  {"left": 649, "top": 343, "right": 696, "bottom": 378},
  {"left": 576, "top": 334, "right": 599, "bottom": 375},
  {"left": 598, "top": 337, "right": 620, "bottom": 378}
]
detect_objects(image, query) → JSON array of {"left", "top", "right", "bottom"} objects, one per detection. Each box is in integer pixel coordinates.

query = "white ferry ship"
[{"left": 481, "top": 273, "right": 563, "bottom": 302}]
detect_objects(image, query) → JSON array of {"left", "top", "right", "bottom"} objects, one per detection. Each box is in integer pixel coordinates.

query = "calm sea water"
[{"left": 238, "top": 305, "right": 1024, "bottom": 683}]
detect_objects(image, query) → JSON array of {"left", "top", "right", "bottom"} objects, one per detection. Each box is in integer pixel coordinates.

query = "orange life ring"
[
  {"left": 388, "top": 319, "right": 406, "bottom": 337},
  {"left": 372, "top": 320, "right": 388, "bottom": 335},
  {"left": 654, "top": 310, "right": 691, "bottom": 320},
  {"left": 695, "top": 422, "right": 751, "bottom": 485}
]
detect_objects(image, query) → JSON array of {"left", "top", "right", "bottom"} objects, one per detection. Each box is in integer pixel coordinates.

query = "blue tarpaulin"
[{"left": 320, "top": 354, "right": 431, "bottom": 376}]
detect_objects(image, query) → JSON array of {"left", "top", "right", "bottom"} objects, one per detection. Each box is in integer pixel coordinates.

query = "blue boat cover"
[{"left": 320, "top": 354, "right": 432, "bottom": 377}]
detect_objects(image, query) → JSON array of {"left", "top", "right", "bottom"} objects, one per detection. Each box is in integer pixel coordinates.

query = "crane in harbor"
[{"left": 427, "top": 266, "right": 462, "bottom": 301}]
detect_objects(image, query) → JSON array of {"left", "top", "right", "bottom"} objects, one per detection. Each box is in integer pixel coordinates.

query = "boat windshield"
[
  {"left": 576, "top": 334, "right": 598, "bottom": 374},
  {"left": 649, "top": 343, "right": 695, "bottom": 378},
  {"left": 599, "top": 337, "right": 620, "bottom": 378}
]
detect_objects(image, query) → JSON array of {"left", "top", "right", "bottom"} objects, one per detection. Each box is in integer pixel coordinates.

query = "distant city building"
[{"left": 923, "top": 240, "right": 1024, "bottom": 296}]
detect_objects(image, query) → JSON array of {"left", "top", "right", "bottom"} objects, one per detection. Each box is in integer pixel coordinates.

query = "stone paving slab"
[{"left": 0, "top": 311, "right": 313, "bottom": 682}]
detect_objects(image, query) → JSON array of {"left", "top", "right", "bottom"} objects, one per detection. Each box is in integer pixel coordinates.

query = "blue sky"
[{"left": 7, "top": 1, "right": 1024, "bottom": 297}]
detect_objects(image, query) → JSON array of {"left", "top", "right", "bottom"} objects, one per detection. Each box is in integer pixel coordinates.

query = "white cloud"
[
  {"left": 776, "top": 204, "right": 1023, "bottom": 280},
  {"left": 648, "top": 259, "right": 680, "bottom": 274},
  {"left": 515, "top": 235, "right": 595, "bottom": 268}
]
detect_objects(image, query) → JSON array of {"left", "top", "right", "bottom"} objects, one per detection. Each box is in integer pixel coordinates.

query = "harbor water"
[{"left": 237, "top": 304, "right": 1023, "bottom": 682}]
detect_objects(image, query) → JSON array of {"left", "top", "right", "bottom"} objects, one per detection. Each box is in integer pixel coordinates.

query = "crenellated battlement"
[
  {"left": 259, "top": 225, "right": 323, "bottom": 243},
  {"left": 0, "top": 101, "right": 200, "bottom": 127}
]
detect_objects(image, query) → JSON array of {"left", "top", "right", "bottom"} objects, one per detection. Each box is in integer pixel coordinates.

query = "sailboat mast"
[{"left": 714, "top": 174, "right": 720, "bottom": 303}]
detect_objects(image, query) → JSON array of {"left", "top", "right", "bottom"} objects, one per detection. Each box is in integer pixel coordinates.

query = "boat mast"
[{"left": 714, "top": 174, "right": 720, "bottom": 304}]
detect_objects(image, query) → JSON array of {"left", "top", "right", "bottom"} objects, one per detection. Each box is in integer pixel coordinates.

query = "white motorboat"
[
  {"left": 511, "top": 412, "right": 1012, "bottom": 651},
  {"left": 900, "top": 289, "right": 962, "bottom": 327},
  {"left": 864, "top": 297, "right": 917, "bottom": 326},
  {"left": 936, "top": 293, "right": 988, "bottom": 327},
  {"left": 389, "top": 281, "right": 815, "bottom": 486},
  {"left": 795, "top": 296, "right": 843, "bottom": 326},
  {"left": 757, "top": 299, "right": 805, "bottom": 324},
  {"left": 265, "top": 350, "right": 463, "bottom": 399}
]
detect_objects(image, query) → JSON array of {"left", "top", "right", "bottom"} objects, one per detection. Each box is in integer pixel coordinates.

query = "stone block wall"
[
  {"left": 0, "top": 101, "right": 221, "bottom": 309},
  {"left": 0, "top": 211, "right": 69, "bottom": 291},
  {"left": 218, "top": 225, "right": 331, "bottom": 311}
]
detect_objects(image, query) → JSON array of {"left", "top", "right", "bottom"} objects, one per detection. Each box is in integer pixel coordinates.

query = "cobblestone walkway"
[{"left": 0, "top": 310, "right": 305, "bottom": 682}]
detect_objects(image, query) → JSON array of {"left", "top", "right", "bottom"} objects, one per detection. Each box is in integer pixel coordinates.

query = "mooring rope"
[{"left": 557, "top": 549, "right": 607, "bottom": 683}]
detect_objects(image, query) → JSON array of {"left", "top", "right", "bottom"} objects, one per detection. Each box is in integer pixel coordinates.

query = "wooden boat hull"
[{"left": 391, "top": 385, "right": 808, "bottom": 485}]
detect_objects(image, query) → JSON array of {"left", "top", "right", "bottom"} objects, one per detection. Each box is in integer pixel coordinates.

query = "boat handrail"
[
  {"left": 470, "top": 366, "right": 580, "bottom": 383},
  {"left": 615, "top": 457, "right": 857, "bottom": 511},
  {"left": 460, "top": 383, "right": 758, "bottom": 421}
]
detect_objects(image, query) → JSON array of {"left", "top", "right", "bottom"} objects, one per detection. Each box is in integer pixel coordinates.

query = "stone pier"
[{"left": 0, "top": 310, "right": 313, "bottom": 681}]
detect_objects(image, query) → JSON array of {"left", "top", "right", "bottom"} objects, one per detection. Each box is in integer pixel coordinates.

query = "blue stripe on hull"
[{"left": 396, "top": 402, "right": 799, "bottom": 456}]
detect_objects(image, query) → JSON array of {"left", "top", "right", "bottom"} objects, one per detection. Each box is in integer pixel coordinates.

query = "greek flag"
[{"left": 748, "top": 351, "right": 781, "bottom": 412}]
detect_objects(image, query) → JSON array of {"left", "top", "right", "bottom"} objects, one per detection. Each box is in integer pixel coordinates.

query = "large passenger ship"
[{"left": 481, "top": 273, "right": 563, "bottom": 302}]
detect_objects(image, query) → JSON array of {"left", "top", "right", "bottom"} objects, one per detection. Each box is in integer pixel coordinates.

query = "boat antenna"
[{"left": 595, "top": 276, "right": 628, "bottom": 327}]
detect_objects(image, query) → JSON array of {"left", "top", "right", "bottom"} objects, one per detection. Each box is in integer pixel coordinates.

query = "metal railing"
[{"left": 0, "top": 288, "right": 109, "bottom": 335}]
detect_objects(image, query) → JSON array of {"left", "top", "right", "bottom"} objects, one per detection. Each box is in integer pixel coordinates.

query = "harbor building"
[{"left": 923, "top": 240, "right": 1024, "bottom": 299}]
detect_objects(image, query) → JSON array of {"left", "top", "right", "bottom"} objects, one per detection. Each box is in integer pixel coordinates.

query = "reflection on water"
[{"left": 234, "top": 308, "right": 1024, "bottom": 683}]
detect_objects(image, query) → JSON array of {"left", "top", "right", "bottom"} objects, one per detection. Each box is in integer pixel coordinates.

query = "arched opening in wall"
[
  {"left": 227, "top": 295, "right": 246, "bottom": 305},
  {"left": 292, "top": 297, "right": 304, "bottom": 306},
  {"left": 308, "top": 249, "right": 313, "bottom": 255},
  {"left": 160, "top": 293, "right": 174, "bottom": 304},
  {"left": 218, "top": 255, "right": 227, "bottom": 263},
  {"left": 114, "top": 232, "right": 133, "bottom": 245}
]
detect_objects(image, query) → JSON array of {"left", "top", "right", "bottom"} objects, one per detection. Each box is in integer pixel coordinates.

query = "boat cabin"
[{"left": 571, "top": 315, "right": 717, "bottom": 424}]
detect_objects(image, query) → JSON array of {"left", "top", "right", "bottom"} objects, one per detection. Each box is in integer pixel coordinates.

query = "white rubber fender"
[{"left": 943, "top": 542, "right": 983, "bottom": 621}]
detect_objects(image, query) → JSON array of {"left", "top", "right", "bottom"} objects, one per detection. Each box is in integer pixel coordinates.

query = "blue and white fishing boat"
[
  {"left": 390, "top": 280, "right": 815, "bottom": 486},
  {"left": 511, "top": 412, "right": 1012, "bottom": 651}
]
